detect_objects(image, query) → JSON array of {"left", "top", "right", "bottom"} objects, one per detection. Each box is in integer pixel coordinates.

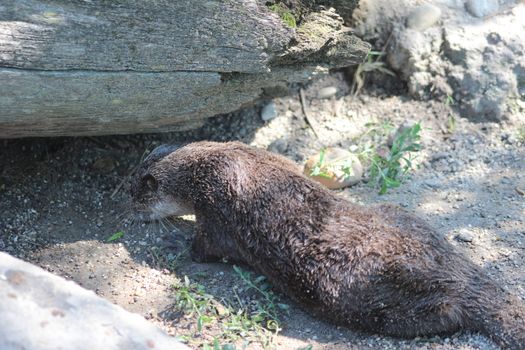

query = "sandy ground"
[{"left": 1, "top": 72, "right": 524, "bottom": 350}]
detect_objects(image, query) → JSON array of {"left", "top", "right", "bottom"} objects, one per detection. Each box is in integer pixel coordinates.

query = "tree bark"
[{"left": 0, "top": 0, "right": 369, "bottom": 138}]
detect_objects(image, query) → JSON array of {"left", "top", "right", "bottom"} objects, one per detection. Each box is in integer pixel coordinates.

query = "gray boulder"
[{"left": 0, "top": 252, "right": 188, "bottom": 350}]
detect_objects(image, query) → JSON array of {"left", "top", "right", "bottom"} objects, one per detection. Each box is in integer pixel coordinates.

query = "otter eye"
[{"left": 142, "top": 174, "right": 158, "bottom": 192}]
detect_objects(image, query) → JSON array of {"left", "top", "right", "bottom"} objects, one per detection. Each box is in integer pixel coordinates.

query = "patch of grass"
[
  {"left": 172, "top": 266, "right": 288, "bottom": 349},
  {"left": 268, "top": 3, "right": 297, "bottom": 28},
  {"left": 107, "top": 231, "right": 124, "bottom": 242},
  {"left": 351, "top": 51, "right": 395, "bottom": 96}
]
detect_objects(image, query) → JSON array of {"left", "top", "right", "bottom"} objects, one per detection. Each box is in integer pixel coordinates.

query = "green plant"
[
  {"left": 516, "top": 125, "right": 525, "bottom": 143},
  {"left": 150, "top": 245, "right": 188, "bottom": 272},
  {"left": 367, "top": 123, "right": 422, "bottom": 194},
  {"left": 444, "top": 94, "right": 455, "bottom": 106},
  {"left": 107, "top": 231, "right": 124, "bottom": 242},
  {"left": 309, "top": 148, "right": 357, "bottom": 180},
  {"left": 268, "top": 3, "right": 297, "bottom": 28},
  {"left": 351, "top": 51, "right": 395, "bottom": 96},
  {"left": 171, "top": 268, "right": 288, "bottom": 349},
  {"left": 233, "top": 266, "right": 289, "bottom": 323},
  {"left": 309, "top": 148, "right": 330, "bottom": 179},
  {"left": 445, "top": 115, "right": 456, "bottom": 134},
  {"left": 175, "top": 276, "right": 217, "bottom": 332}
]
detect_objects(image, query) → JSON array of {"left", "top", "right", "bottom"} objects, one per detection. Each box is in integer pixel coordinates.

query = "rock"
[
  {"left": 456, "top": 229, "right": 475, "bottom": 243},
  {"left": 465, "top": 0, "right": 499, "bottom": 18},
  {"left": 92, "top": 157, "right": 116, "bottom": 172},
  {"left": 317, "top": 86, "right": 338, "bottom": 99},
  {"left": 304, "top": 148, "right": 363, "bottom": 189},
  {"left": 430, "top": 151, "right": 450, "bottom": 162},
  {"left": 267, "top": 138, "right": 288, "bottom": 154},
  {"left": 423, "top": 178, "right": 441, "bottom": 188},
  {"left": 406, "top": 4, "right": 442, "bottom": 31},
  {"left": 354, "top": 0, "right": 525, "bottom": 121},
  {"left": 0, "top": 252, "right": 189, "bottom": 350},
  {"left": 261, "top": 101, "right": 278, "bottom": 121}
]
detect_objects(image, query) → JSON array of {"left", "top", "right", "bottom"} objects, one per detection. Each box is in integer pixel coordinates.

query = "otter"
[{"left": 130, "top": 141, "right": 524, "bottom": 349}]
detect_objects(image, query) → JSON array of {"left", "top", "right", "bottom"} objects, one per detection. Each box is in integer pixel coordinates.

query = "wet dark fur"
[{"left": 131, "top": 141, "right": 525, "bottom": 349}]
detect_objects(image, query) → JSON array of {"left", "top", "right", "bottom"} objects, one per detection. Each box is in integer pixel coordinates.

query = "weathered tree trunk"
[{"left": 0, "top": 0, "right": 369, "bottom": 138}]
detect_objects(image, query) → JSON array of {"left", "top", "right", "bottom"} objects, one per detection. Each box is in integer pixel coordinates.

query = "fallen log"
[{"left": 0, "top": 0, "right": 369, "bottom": 138}]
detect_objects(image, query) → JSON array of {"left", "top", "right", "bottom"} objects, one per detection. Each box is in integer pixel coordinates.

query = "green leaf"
[
  {"left": 107, "top": 231, "right": 124, "bottom": 242},
  {"left": 296, "top": 346, "right": 313, "bottom": 350},
  {"left": 197, "top": 315, "right": 204, "bottom": 331},
  {"left": 213, "top": 337, "right": 221, "bottom": 350}
]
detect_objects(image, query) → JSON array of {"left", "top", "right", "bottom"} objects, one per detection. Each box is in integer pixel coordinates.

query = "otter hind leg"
[
  {"left": 357, "top": 267, "right": 470, "bottom": 339},
  {"left": 374, "top": 300, "right": 466, "bottom": 338}
]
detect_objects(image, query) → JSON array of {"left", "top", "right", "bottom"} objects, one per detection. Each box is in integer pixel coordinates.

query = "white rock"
[
  {"left": 261, "top": 101, "right": 278, "bottom": 121},
  {"left": 406, "top": 4, "right": 442, "bottom": 31},
  {"left": 317, "top": 86, "right": 338, "bottom": 99},
  {"left": 0, "top": 252, "right": 189, "bottom": 350},
  {"left": 456, "top": 229, "right": 475, "bottom": 243},
  {"left": 465, "top": 0, "right": 499, "bottom": 18}
]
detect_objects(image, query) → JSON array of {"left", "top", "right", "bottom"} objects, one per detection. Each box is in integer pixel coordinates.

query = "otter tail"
[{"left": 476, "top": 293, "right": 525, "bottom": 350}]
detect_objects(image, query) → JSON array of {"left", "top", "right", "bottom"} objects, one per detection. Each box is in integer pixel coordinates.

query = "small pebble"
[
  {"left": 424, "top": 178, "right": 441, "bottom": 188},
  {"left": 406, "top": 4, "right": 442, "bottom": 31},
  {"left": 261, "top": 101, "right": 278, "bottom": 121},
  {"left": 92, "top": 157, "right": 116, "bottom": 172},
  {"left": 317, "top": 86, "right": 338, "bottom": 99},
  {"left": 267, "top": 138, "right": 288, "bottom": 154},
  {"left": 456, "top": 229, "right": 475, "bottom": 243},
  {"left": 430, "top": 152, "right": 450, "bottom": 162},
  {"left": 465, "top": 0, "right": 499, "bottom": 18}
]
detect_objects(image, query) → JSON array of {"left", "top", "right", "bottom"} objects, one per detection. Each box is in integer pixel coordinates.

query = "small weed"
[
  {"left": 171, "top": 267, "right": 288, "bottom": 349},
  {"left": 295, "top": 346, "right": 313, "bottom": 350},
  {"left": 309, "top": 148, "right": 331, "bottom": 179},
  {"left": 309, "top": 121, "right": 421, "bottom": 194},
  {"left": 233, "top": 266, "right": 289, "bottom": 323},
  {"left": 174, "top": 276, "right": 217, "bottom": 332},
  {"left": 517, "top": 125, "right": 525, "bottom": 143},
  {"left": 107, "top": 231, "right": 124, "bottom": 242},
  {"left": 351, "top": 51, "right": 395, "bottom": 96},
  {"left": 445, "top": 115, "right": 456, "bottom": 134},
  {"left": 444, "top": 94, "right": 455, "bottom": 106},
  {"left": 367, "top": 123, "right": 422, "bottom": 194},
  {"left": 309, "top": 148, "right": 357, "bottom": 181},
  {"left": 150, "top": 246, "right": 188, "bottom": 272}
]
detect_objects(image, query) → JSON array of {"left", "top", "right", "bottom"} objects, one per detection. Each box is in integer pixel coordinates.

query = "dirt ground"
[{"left": 1, "top": 71, "right": 524, "bottom": 350}]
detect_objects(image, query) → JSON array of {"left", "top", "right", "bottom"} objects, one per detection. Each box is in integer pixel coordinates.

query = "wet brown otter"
[{"left": 131, "top": 141, "right": 524, "bottom": 349}]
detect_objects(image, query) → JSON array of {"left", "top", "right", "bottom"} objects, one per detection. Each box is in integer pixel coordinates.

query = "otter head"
[{"left": 130, "top": 144, "right": 194, "bottom": 221}]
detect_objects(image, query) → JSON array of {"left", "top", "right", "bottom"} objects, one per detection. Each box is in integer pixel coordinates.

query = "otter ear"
[{"left": 142, "top": 174, "right": 158, "bottom": 192}]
